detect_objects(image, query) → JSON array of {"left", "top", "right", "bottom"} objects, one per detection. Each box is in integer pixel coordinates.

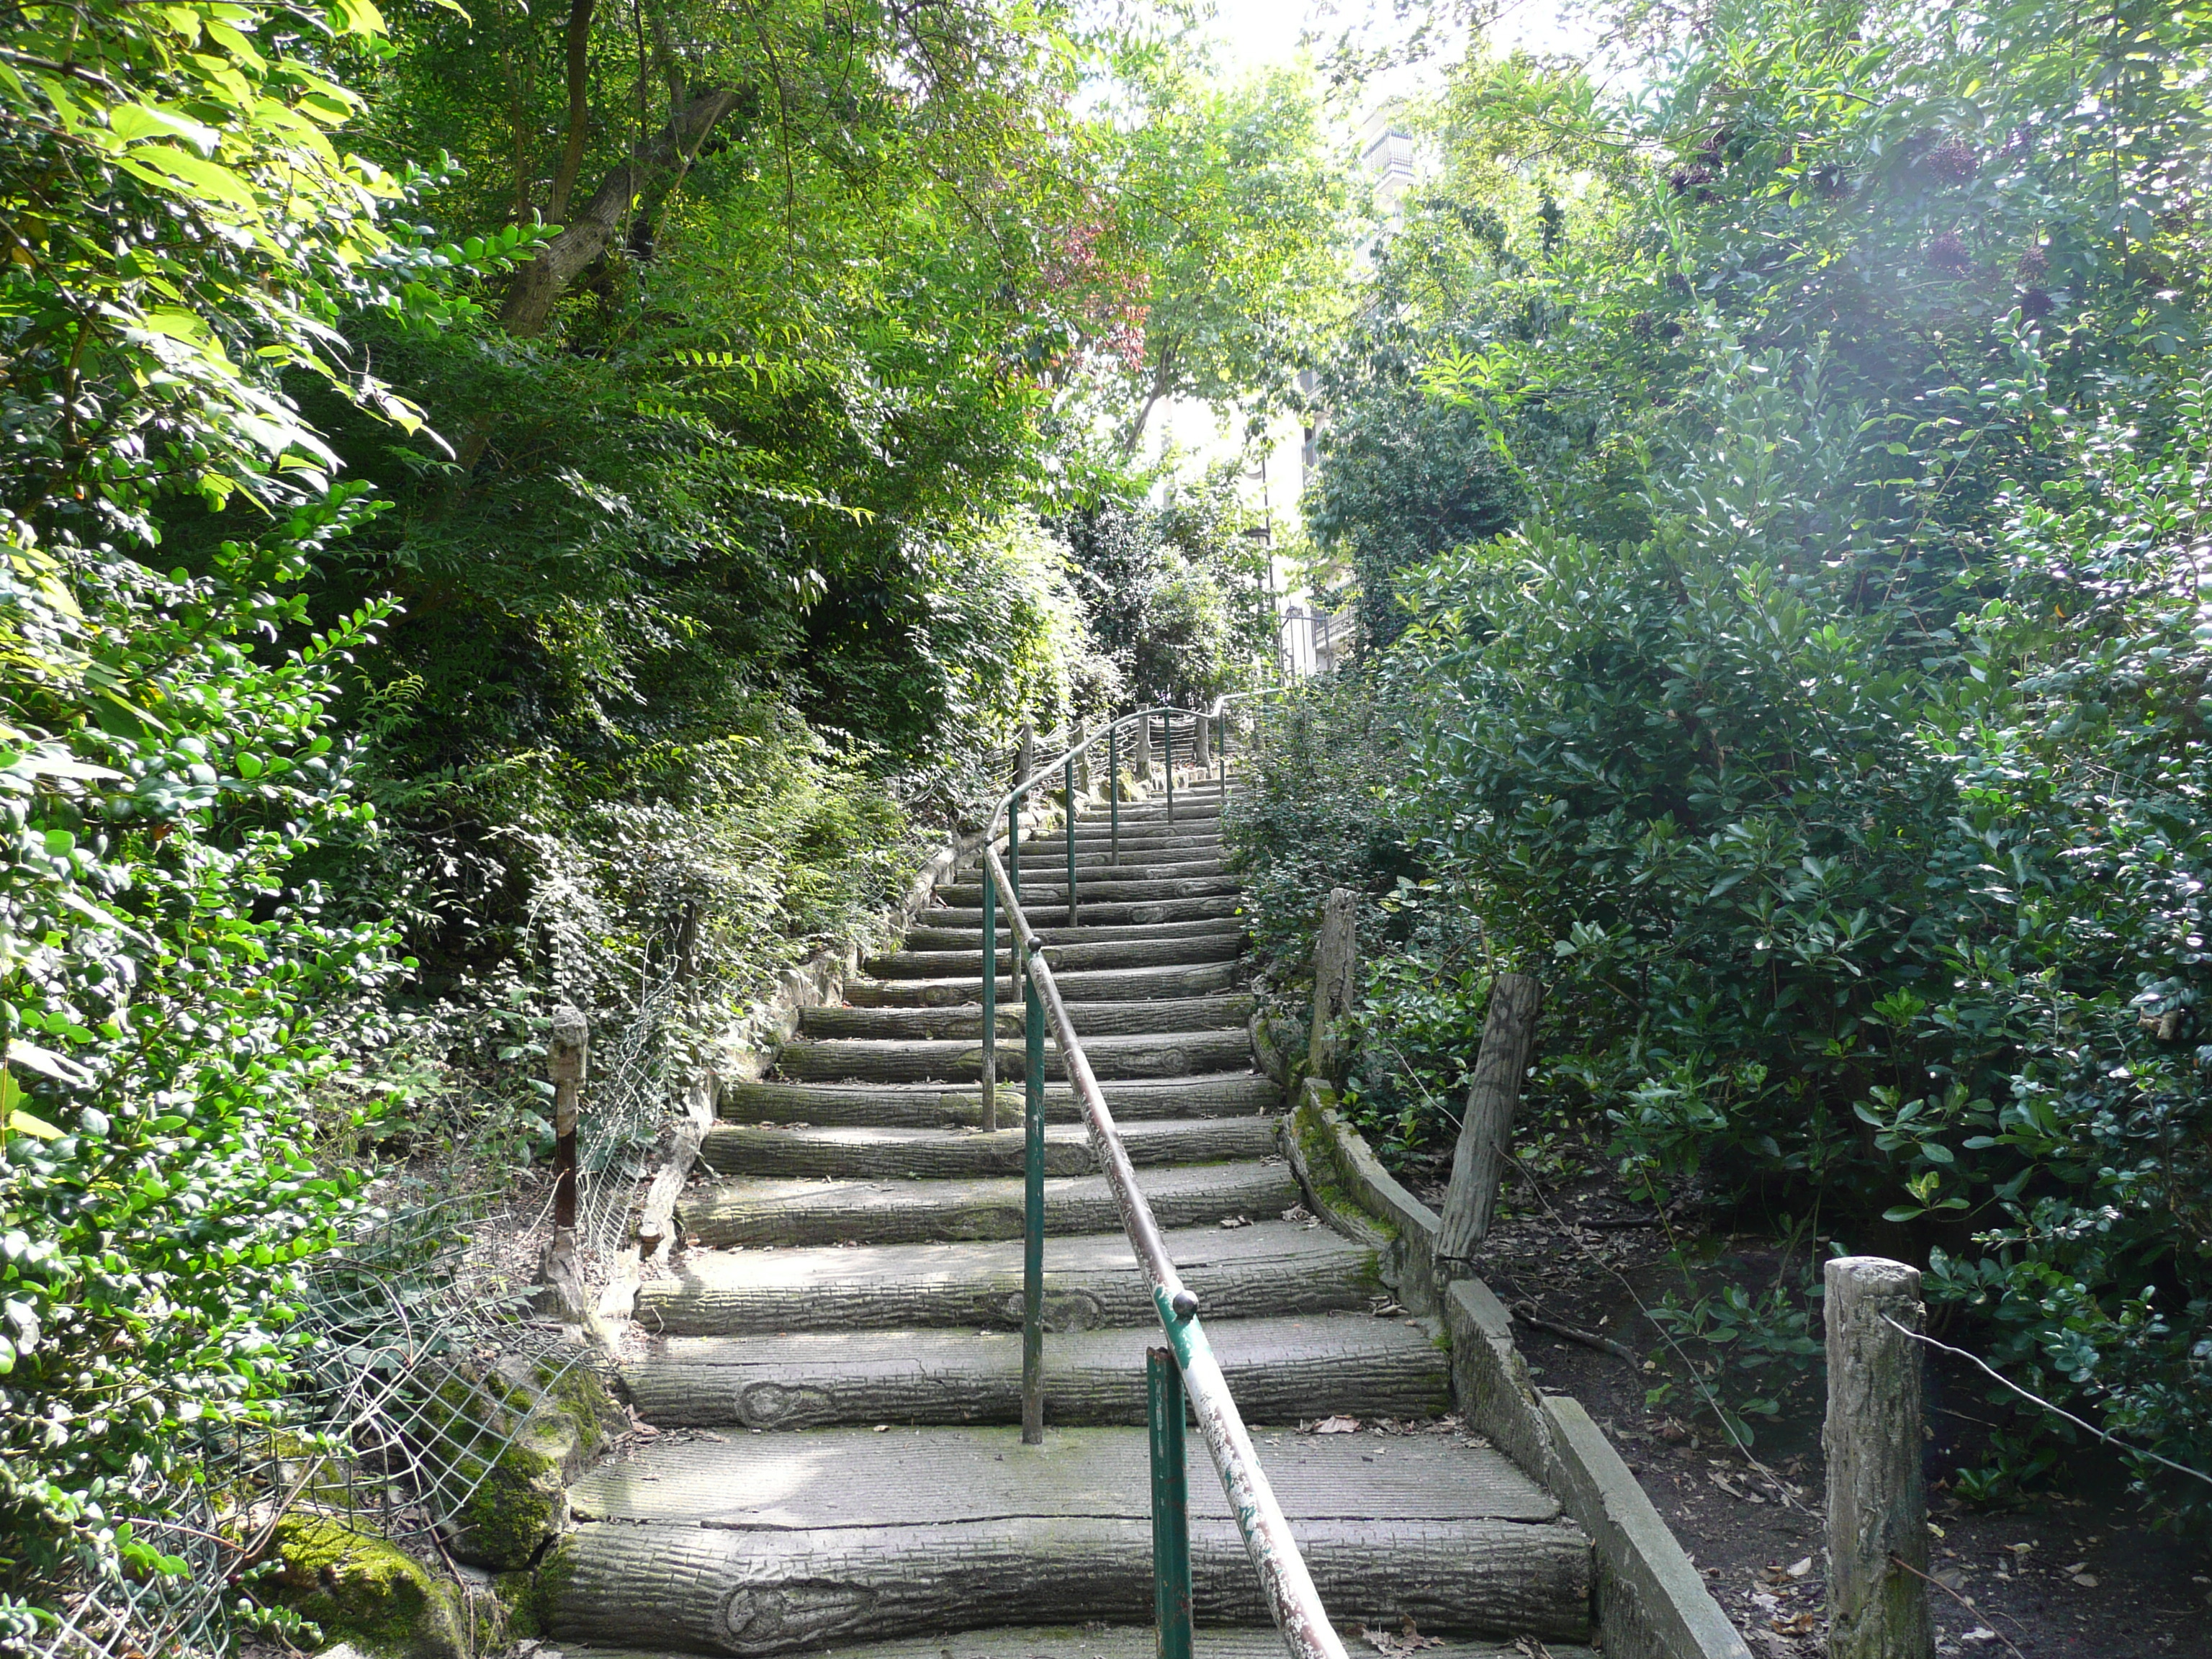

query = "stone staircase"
[{"left": 547, "top": 775, "right": 1596, "bottom": 1659}]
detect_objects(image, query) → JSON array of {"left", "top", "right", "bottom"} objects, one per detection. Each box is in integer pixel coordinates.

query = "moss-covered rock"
[
  {"left": 437, "top": 1353, "right": 621, "bottom": 1570},
  {"left": 268, "top": 1514, "right": 470, "bottom": 1659}
]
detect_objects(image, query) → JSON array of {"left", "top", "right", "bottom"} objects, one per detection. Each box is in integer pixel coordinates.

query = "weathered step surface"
[
  {"left": 701, "top": 1115, "right": 1280, "bottom": 1179},
  {"left": 624, "top": 1311, "right": 1451, "bottom": 1427},
  {"left": 550, "top": 1628, "right": 1590, "bottom": 1659},
  {"left": 842, "top": 960, "right": 1245, "bottom": 1007},
  {"left": 875, "top": 905, "right": 1243, "bottom": 948},
  {"left": 721, "top": 1072, "right": 1282, "bottom": 1128},
  {"left": 552, "top": 1431, "right": 1591, "bottom": 1652},
  {"left": 636, "top": 1220, "right": 1380, "bottom": 1335},
  {"left": 935, "top": 875, "right": 1239, "bottom": 907},
  {"left": 799, "top": 993, "right": 1251, "bottom": 1042},
  {"left": 902, "top": 918, "right": 1244, "bottom": 951},
  {"left": 973, "top": 863, "right": 1238, "bottom": 889},
  {"left": 773, "top": 1029, "right": 1252, "bottom": 1084},
  {"left": 681, "top": 1159, "right": 1298, "bottom": 1247}
]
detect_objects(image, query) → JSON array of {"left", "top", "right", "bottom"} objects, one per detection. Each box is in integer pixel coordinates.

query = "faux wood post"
[
  {"left": 1217, "top": 709, "right": 1226, "bottom": 789},
  {"left": 1148, "top": 1346, "right": 1194, "bottom": 1659},
  {"left": 1308, "top": 888, "right": 1358, "bottom": 1082},
  {"left": 1109, "top": 721, "right": 1121, "bottom": 866},
  {"left": 979, "top": 842, "right": 998, "bottom": 1135},
  {"left": 1073, "top": 714, "right": 1090, "bottom": 796},
  {"left": 540, "top": 1004, "right": 590, "bottom": 1321},
  {"left": 1435, "top": 974, "right": 1544, "bottom": 1266},
  {"left": 1022, "top": 950, "right": 1047, "bottom": 1445},
  {"left": 1135, "top": 710, "right": 1153, "bottom": 784},
  {"left": 1015, "top": 722, "right": 1035, "bottom": 789},
  {"left": 1164, "top": 714, "right": 1176, "bottom": 827},
  {"left": 1825, "top": 1256, "right": 1933, "bottom": 1659},
  {"left": 1192, "top": 706, "right": 1210, "bottom": 770},
  {"left": 1065, "top": 757, "right": 1079, "bottom": 928}
]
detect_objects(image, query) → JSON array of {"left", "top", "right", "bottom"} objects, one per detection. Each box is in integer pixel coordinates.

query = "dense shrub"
[{"left": 1241, "top": 0, "right": 2212, "bottom": 1526}]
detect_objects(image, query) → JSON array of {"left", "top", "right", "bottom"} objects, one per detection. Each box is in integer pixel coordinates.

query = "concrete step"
[
  {"left": 799, "top": 994, "right": 1251, "bottom": 1042},
  {"left": 701, "top": 1115, "right": 1280, "bottom": 1179},
  {"left": 844, "top": 961, "right": 1245, "bottom": 1008},
  {"left": 720, "top": 1074, "right": 1282, "bottom": 1128},
  {"left": 967, "top": 854, "right": 1226, "bottom": 881},
  {"left": 550, "top": 1430, "right": 1592, "bottom": 1649},
  {"left": 1005, "top": 830, "right": 1225, "bottom": 858},
  {"left": 547, "top": 1629, "right": 1588, "bottom": 1659},
  {"left": 773, "top": 1030, "right": 1252, "bottom": 1084},
  {"left": 624, "top": 1312, "right": 1450, "bottom": 1427},
  {"left": 680, "top": 1157, "right": 1297, "bottom": 1247},
  {"left": 901, "top": 918, "right": 1243, "bottom": 952},
  {"left": 635, "top": 1220, "right": 1382, "bottom": 1335},
  {"left": 935, "top": 876, "right": 1240, "bottom": 909},
  {"left": 869, "top": 923, "right": 1240, "bottom": 974}
]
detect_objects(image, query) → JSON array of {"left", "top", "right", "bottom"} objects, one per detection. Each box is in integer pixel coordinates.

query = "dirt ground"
[{"left": 1397, "top": 1154, "right": 2212, "bottom": 1659}]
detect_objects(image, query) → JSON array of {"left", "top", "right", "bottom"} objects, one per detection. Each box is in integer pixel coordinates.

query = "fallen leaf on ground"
[
  {"left": 1311, "top": 1416, "right": 1360, "bottom": 1434},
  {"left": 1359, "top": 1618, "right": 1443, "bottom": 1655},
  {"left": 1218, "top": 1215, "right": 1251, "bottom": 1228}
]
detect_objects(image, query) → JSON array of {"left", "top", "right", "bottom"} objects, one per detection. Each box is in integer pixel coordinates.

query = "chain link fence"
[{"left": 20, "top": 1195, "right": 602, "bottom": 1659}]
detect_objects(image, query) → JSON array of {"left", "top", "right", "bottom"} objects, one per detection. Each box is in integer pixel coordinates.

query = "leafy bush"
[{"left": 1241, "top": 0, "right": 2212, "bottom": 1527}]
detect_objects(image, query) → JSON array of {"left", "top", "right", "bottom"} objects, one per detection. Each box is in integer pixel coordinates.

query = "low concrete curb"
[{"left": 1282, "top": 1082, "right": 1752, "bottom": 1659}]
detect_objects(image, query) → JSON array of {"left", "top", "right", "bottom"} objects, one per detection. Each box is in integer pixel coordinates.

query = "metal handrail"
[
  {"left": 974, "top": 693, "right": 1271, "bottom": 1136},
  {"left": 961, "top": 685, "right": 1345, "bottom": 1659},
  {"left": 980, "top": 845, "right": 1343, "bottom": 1659}
]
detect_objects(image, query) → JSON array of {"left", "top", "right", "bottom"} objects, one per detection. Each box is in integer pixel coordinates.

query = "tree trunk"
[
  {"left": 1435, "top": 973, "right": 1544, "bottom": 1264},
  {"left": 547, "top": 0, "right": 598, "bottom": 222},
  {"left": 500, "top": 83, "right": 738, "bottom": 338}
]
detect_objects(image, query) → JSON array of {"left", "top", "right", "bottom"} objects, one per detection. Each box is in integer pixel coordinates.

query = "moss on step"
[
  {"left": 1288, "top": 1093, "right": 1398, "bottom": 1244},
  {"left": 266, "top": 1514, "right": 475, "bottom": 1659}
]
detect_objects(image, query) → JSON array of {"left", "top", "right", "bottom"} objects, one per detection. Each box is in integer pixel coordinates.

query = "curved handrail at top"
[{"left": 979, "top": 690, "right": 1278, "bottom": 843}]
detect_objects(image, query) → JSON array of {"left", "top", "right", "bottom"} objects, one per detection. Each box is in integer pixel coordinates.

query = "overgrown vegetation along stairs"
[{"left": 550, "top": 778, "right": 1595, "bottom": 1658}]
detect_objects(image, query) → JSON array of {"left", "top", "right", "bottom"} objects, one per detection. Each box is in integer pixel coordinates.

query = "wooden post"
[
  {"left": 1015, "top": 722, "right": 1036, "bottom": 789},
  {"left": 1436, "top": 974, "right": 1544, "bottom": 1267},
  {"left": 540, "top": 1004, "right": 589, "bottom": 1321},
  {"left": 1135, "top": 711, "right": 1153, "bottom": 784},
  {"left": 1825, "top": 1256, "right": 1933, "bottom": 1659},
  {"left": 1073, "top": 714, "right": 1091, "bottom": 796},
  {"left": 1192, "top": 707, "right": 1210, "bottom": 770},
  {"left": 1308, "top": 888, "right": 1358, "bottom": 1083}
]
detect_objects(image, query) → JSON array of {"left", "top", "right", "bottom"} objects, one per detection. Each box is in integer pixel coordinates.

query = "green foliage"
[
  {"left": 1252, "top": 0, "right": 2212, "bottom": 1527},
  {"left": 1645, "top": 1276, "right": 1825, "bottom": 1447},
  {"left": 1061, "top": 469, "right": 1275, "bottom": 707},
  {"left": 0, "top": 0, "right": 479, "bottom": 1625}
]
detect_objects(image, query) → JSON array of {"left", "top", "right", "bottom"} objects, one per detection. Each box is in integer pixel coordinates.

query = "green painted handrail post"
[
  {"left": 1109, "top": 721, "right": 1120, "bottom": 867},
  {"left": 1022, "top": 939, "right": 1046, "bottom": 1444},
  {"left": 980, "top": 830, "right": 997, "bottom": 1134},
  {"left": 1148, "top": 1346, "right": 1193, "bottom": 1659},
  {"left": 1065, "top": 756, "right": 1078, "bottom": 929},
  {"left": 1164, "top": 712, "right": 1175, "bottom": 828}
]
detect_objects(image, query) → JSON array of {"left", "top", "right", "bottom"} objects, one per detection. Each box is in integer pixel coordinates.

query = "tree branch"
[{"left": 499, "top": 81, "right": 738, "bottom": 338}]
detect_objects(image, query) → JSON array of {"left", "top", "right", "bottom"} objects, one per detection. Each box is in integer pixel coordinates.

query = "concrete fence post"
[
  {"left": 1824, "top": 1255, "right": 1933, "bottom": 1659},
  {"left": 1436, "top": 973, "right": 1543, "bottom": 1267},
  {"left": 540, "top": 1004, "right": 590, "bottom": 1321},
  {"left": 1308, "top": 888, "right": 1358, "bottom": 1084}
]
